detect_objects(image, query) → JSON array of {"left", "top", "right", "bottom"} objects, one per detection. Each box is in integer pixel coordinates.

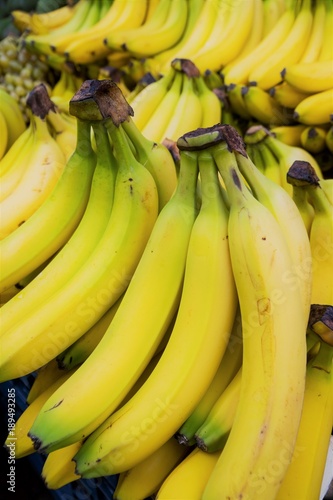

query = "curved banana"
[
  {"left": 46, "top": 106, "right": 77, "bottom": 161},
  {"left": 290, "top": 182, "right": 315, "bottom": 235},
  {"left": 0, "top": 88, "right": 26, "bottom": 150},
  {"left": 318, "top": 0, "right": 333, "bottom": 61},
  {"left": 269, "top": 123, "right": 307, "bottom": 147},
  {"left": 249, "top": 0, "right": 314, "bottom": 90},
  {"left": 27, "top": 130, "right": 198, "bottom": 453},
  {"left": 56, "top": 296, "right": 123, "bottom": 371},
  {"left": 193, "top": 0, "right": 255, "bottom": 73},
  {"left": 300, "top": 125, "right": 327, "bottom": 154},
  {"left": 122, "top": 116, "right": 178, "bottom": 211},
  {"left": 298, "top": 0, "right": 326, "bottom": 63},
  {"left": 64, "top": 0, "right": 149, "bottom": 65},
  {"left": 4, "top": 368, "right": 76, "bottom": 459},
  {"left": 225, "top": 83, "right": 252, "bottom": 120},
  {"left": 130, "top": 68, "right": 177, "bottom": 130},
  {"left": 0, "top": 110, "right": 8, "bottom": 160},
  {"left": 140, "top": 70, "right": 184, "bottom": 143},
  {"left": 29, "top": 3, "right": 78, "bottom": 34},
  {"left": 276, "top": 340, "right": 333, "bottom": 500},
  {"left": 72, "top": 144, "right": 237, "bottom": 478},
  {"left": 294, "top": 88, "right": 333, "bottom": 125},
  {"left": 0, "top": 118, "right": 96, "bottom": 294},
  {"left": 26, "top": 358, "right": 68, "bottom": 405},
  {"left": 194, "top": 75, "right": 222, "bottom": 128},
  {"left": 0, "top": 113, "right": 66, "bottom": 240},
  {"left": 270, "top": 81, "right": 311, "bottom": 109},
  {"left": 195, "top": 368, "right": 242, "bottom": 453},
  {"left": 241, "top": 84, "right": 286, "bottom": 126},
  {"left": 0, "top": 120, "right": 115, "bottom": 336},
  {"left": 0, "top": 109, "right": 158, "bottom": 381},
  {"left": 114, "top": 437, "right": 189, "bottom": 500},
  {"left": 282, "top": 59, "right": 333, "bottom": 94},
  {"left": 201, "top": 124, "right": 306, "bottom": 499},
  {"left": 42, "top": 441, "right": 82, "bottom": 490},
  {"left": 176, "top": 311, "right": 243, "bottom": 446},
  {"left": 157, "top": 447, "right": 221, "bottom": 500},
  {"left": 222, "top": 1, "right": 296, "bottom": 86},
  {"left": 261, "top": 0, "right": 287, "bottom": 38}
]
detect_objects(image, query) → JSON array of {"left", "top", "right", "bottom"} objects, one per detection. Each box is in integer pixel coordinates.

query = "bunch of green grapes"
[{"left": 0, "top": 35, "right": 52, "bottom": 122}]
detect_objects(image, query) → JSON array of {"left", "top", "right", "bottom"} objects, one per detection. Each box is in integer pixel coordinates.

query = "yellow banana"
[
  {"left": 11, "top": 9, "right": 33, "bottom": 32},
  {"left": 242, "top": 84, "right": 287, "bottom": 126},
  {"left": 193, "top": 0, "right": 255, "bottom": 73},
  {"left": 46, "top": 106, "right": 77, "bottom": 161},
  {"left": 122, "top": 116, "right": 178, "bottom": 211},
  {"left": 0, "top": 110, "right": 8, "bottom": 160},
  {"left": 28, "top": 130, "right": 198, "bottom": 453},
  {"left": 300, "top": 125, "right": 328, "bottom": 154},
  {"left": 270, "top": 123, "right": 307, "bottom": 147},
  {"left": 282, "top": 59, "right": 333, "bottom": 94},
  {"left": 0, "top": 85, "right": 158, "bottom": 382},
  {"left": 276, "top": 339, "right": 333, "bottom": 500},
  {"left": 0, "top": 88, "right": 26, "bottom": 150},
  {"left": 318, "top": 0, "right": 333, "bottom": 61},
  {"left": 0, "top": 118, "right": 96, "bottom": 294},
  {"left": 225, "top": 83, "right": 252, "bottom": 120},
  {"left": 249, "top": 0, "right": 314, "bottom": 90},
  {"left": 157, "top": 447, "right": 221, "bottom": 500},
  {"left": 64, "top": 0, "right": 149, "bottom": 65},
  {"left": 29, "top": 3, "right": 78, "bottom": 34},
  {"left": 194, "top": 74, "right": 222, "bottom": 128},
  {"left": 42, "top": 441, "right": 82, "bottom": 490},
  {"left": 294, "top": 88, "right": 333, "bottom": 125},
  {"left": 270, "top": 81, "right": 311, "bottom": 108},
  {"left": 261, "top": 0, "right": 287, "bottom": 38},
  {"left": 195, "top": 368, "right": 242, "bottom": 452},
  {"left": 176, "top": 311, "right": 243, "bottom": 446},
  {"left": 222, "top": 1, "right": 297, "bottom": 86},
  {"left": 298, "top": 0, "right": 326, "bottom": 63},
  {"left": 26, "top": 358, "right": 68, "bottom": 405},
  {"left": 201, "top": 124, "right": 306, "bottom": 499},
  {"left": 114, "top": 437, "right": 189, "bottom": 500},
  {"left": 4, "top": 368, "right": 76, "bottom": 459},
  {"left": 290, "top": 182, "right": 315, "bottom": 235},
  {"left": 72, "top": 142, "right": 238, "bottom": 477},
  {"left": 325, "top": 124, "right": 333, "bottom": 154}
]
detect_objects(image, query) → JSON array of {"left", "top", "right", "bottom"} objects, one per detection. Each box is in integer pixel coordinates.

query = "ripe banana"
[
  {"left": 282, "top": 59, "right": 333, "bottom": 93},
  {"left": 28, "top": 3, "right": 79, "bottom": 35},
  {"left": 46, "top": 106, "right": 77, "bottom": 161},
  {"left": 114, "top": 437, "right": 189, "bottom": 500},
  {"left": 261, "top": 0, "right": 287, "bottom": 38},
  {"left": 195, "top": 367, "right": 242, "bottom": 453},
  {"left": 325, "top": 125, "right": 333, "bottom": 154},
  {"left": 294, "top": 88, "right": 333, "bottom": 125},
  {"left": 176, "top": 311, "right": 243, "bottom": 446},
  {"left": 270, "top": 81, "right": 311, "bottom": 109},
  {"left": 26, "top": 358, "right": 67, "bottom": 405},
  {"left": 0, "top": 118, "right": 96, "bottom": 294},
  {"left": 300, "top": 125, "right": 328, "bottom": 154},
  {"left": 290, "top": 182, "right": 315, "bottom": 235},
  {"left": 157, "top": 447, "right": 221, "bottom": 500},
  {"left": 269, "top": 124, "right": 307, "bottom": 147},
  {"left": 0, "top": 88, "right": 27, "bottom": 150},
  {"left": 201, "top": 124, "right": 306, "bottom": 499},
  {"left": 298, "top": 0, "right": 326, "bottom": 63},
  {"left": 242, "top": 84, "right": 287, "bottom": 126},
  {"left": 249, "top": 0, "right": 314, "bottom": 90},
  {"left": 0, "top": 110, "right": 8, "bottom": 160},
  {"left": 194, "top": 75, "right": 222, "bottom": 128},
  {"left": 41, "top": 441, "right": 82, "bottom": 490},
  {"left": 72, "top": 144, "right": 238, "bottom": 477},
  {"left": 318, "top": 0, "right": 333, "bottom": 61},
  {"left": 225, "top": 83, "right": 252, "bottom": 120},
  {"left": 28, "top": 135, "right": 198, "bottom": 453},
  {"left": 276, "top": 339, "right": 333, "bottom": 500}
]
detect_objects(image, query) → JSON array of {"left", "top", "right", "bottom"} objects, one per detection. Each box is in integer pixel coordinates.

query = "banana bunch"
[
  {"left": 129, "top": 58, "right": 222, "bottom": 143},
  {"left": 0, "top": 88, "right": 26, "bottom": 160},
  {"left": 0, "top": 84, "right": 67, "bottom": 240}
]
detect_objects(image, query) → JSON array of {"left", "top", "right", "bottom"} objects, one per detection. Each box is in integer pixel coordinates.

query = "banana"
[
  {"left": 276, "top": 339, "right": 333, "bottom": 500},
  {"left": 114, "top": 437, "right": 189, "bottom": 500},
  {"left": 46, "top": 106, "right": 77, "bottom": 161},
  {"left": 122, "top": 116, "right": 178, "bottom": 211},
  {"left": 193, "top": 0, "right": 255, "bottom": 73},
  {"left": 104, "top": 0, "right": 172, "bottom": 51},
  {"left": 11, "top": 10, "right": 33, "bottom": 33},
  {"left": 130, "top": 67, "right": 177, "bottom": 130},
  {"left": 290, "top": 182, "right": 315, "bottom": 235},
  {"left": 269, "top": 123, "right": 307, "bottom": 147},
  {"left": 42, "top": 441, "right": 82, "bottom": 490},
  {"left": 162, "top": 70, "right": 203, "bottom": 143},
  {"left": 319, "top": 178, "right": 333, "bottom": 206},
  {"left": 56, "top": 296, "right": 123, "bottom": 371},
  {"left": 0, "top": 107, "right": 66, "bottom": 240},
  {"left": 199, "top": 124, "right": 307, "bottom": 499},
  {"left": 0, "top": 110, "right": 8, "bottom": 160},
  {"left": 0, "top": 117, "right": 96, "bottom": 294},
  {"left": 282, "top": 59, "right": 333, "bottom": 94},
  {"left": 222, "top": 0, "right": 297, "bottom": 86},
  {"left": 241, "top": 84, "right": 287, "bottom": 126},
  {"left": 157, "top": 447, "right": 221, "bottom": 500},
  {"left": 270, "top": 81, "right": 311, "bottom": 109},
  {"left": 0, "top": 88, "right": 27, "bottom": 150},
  {"left": 140, "top": 70, "right": 184, "bottom": 143},
  {"left": 325, "top": 124, "right": 333, "bottom": 154},
  {"left": 236, "top": 146, "right": 313, "bottom": 322},
  {"left": 261, "top": 0, "right": 287, "bottom": 38},
  {"left": 225, "top": 83, "right": 252, "bottom": 120},
  {"left": 249, "top": 0, "right": 314, "bottom": 90},
  {"left": 29, "top": 3, "right": 78, "bottom": 35},
  {"left": 27, "top": 117, "right": 198, "bottom": 453},
  {"left": 176, "top": 311, "right": 243, "bottom": 446},
  {"left": 294, "top": 88, "right": 333, "bottom": 125},
  {"left": 4, "top": 368, "right": 76, "bottom": 459},
  {"left": 298, "top": 0, "right": 326, "bottom": 63},
  {"left": 195, "top": 368, "right": 242, "bottom": 452},
  {"left": 318, "top": 0, "right": 333, "bottom": 61},
  {"left": 72, "top": 141, "right": 237, "bottom": 478},
  {"left": 64, "top": 0, "right": 149, "bottom": 65},
  {"left": 194, "top": 75, "right": 222, "bottom": 128},
  {"left": 300, "top": 125, "right": 328, "bottom": 154},
  {"left": 0, "top": 120, "right": 115, "bottom": 336},
  {"left": 123, "top": 0, "right": 189, "bottom": 58},
  {"left": 0, "top": 84, "right": 158, "bottom": 382},
  {"left": 26, "top": 358, "right": 67, "bottom": 405}
]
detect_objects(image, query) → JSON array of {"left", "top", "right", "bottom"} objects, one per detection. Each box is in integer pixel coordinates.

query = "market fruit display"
[{"left": 0, "top": 1, "right": 332, "bottom": 499}]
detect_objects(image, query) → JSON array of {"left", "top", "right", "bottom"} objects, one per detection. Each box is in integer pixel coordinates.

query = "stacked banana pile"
[{"left": 0, "top": 76, "right": 333, "bottom": 499}]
